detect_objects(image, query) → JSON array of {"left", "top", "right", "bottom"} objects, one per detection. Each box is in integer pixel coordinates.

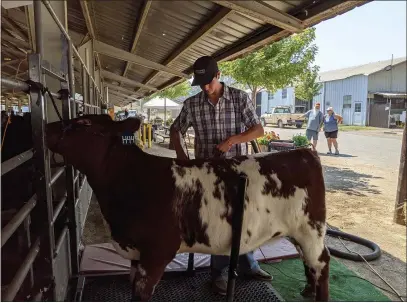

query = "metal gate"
[
  {"left": 369, "top": 102, "right": 389, "bottom": 128},
  {"left": 1, "top": 1, "right": 106, "bottom": 301}
]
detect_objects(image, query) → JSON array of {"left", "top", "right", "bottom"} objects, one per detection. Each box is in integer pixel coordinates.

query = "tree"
[
  {"left": 219, "top": 28, "right": 319, "bottom": 103},
  {"left": 144, "top": 80, "right": 191, "bottom": 101},
  {"left": 294, "top": 65, "right": 323, "bottom": 102}
]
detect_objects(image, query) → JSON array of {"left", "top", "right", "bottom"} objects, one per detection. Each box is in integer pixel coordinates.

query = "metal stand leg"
[
  {"left": 226, "top": 174, "right": 248, "bottom": 302},
  {"left": 187, "top": 253, "right": 195, "bottom": 276}
]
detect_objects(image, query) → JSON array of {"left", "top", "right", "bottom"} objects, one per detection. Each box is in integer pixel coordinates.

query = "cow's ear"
[
  {"left": 114, "top": 117, "right": 141, "bottom": 133},
  {"left": 76, "top": 118, "right": 92, "bottom": 126}
]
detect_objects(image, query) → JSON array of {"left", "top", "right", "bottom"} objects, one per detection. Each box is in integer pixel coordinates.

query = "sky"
[{"left": 313, "top": 1, "right": 406, "bottom": 72}]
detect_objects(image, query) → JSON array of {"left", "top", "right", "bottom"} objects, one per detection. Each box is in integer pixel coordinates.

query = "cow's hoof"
[{"left": 301, "top": 285, "right": 316, "bottom": 298}]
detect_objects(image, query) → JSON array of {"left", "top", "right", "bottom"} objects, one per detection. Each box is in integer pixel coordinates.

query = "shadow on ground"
[
  {"left": 323, "top": 165, "right": 382, "bottom": 196},
  {"left": 325, "top": 224, "right": 407, "bottom": 301},
  {"left": 319, "top": 153, "right": 356, "bottom": 158}
]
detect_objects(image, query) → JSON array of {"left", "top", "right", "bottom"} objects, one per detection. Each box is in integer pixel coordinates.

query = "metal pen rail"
[
  {"left": 1, "top": 77, "right": 100, "bottom": 109},
  {"left": 1, "top": 196, "right": 37, "bottom": 247},
  {"left": 1, "top": 0, "right": 104, "bottom": 300}
]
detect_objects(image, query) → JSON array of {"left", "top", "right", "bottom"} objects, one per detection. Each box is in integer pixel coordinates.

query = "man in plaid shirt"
[{"left": 170, "top": 56, "right": 272, "bottom": 295}]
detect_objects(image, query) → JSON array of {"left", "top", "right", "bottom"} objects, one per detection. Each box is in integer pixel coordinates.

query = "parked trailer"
[{"left": 1, "top": 0, "right": 370, "bottom": 301}]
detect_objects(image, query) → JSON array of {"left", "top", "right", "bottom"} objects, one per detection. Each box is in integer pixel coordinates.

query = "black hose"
[{"left": 326, "top": 229, "right": 382, "bottom": 262}]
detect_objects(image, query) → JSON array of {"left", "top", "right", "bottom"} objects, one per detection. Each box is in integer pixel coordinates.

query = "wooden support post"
[{"left": 394, "top": 121, "right": 406, "bottom": 225}]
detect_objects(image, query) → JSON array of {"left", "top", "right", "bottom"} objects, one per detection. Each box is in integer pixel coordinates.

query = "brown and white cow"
[{"left": 46, "top": 114, "right": 330, "bottom": 301}]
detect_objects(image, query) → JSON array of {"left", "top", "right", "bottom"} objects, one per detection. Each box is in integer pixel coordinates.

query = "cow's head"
[{"left": 46, "top": 114, "right": 141, "bottom": 173}]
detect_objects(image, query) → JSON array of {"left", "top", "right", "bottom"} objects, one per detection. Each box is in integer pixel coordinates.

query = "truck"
[{"left": 260, "top": 105, "right": 306, "bottom": 128}]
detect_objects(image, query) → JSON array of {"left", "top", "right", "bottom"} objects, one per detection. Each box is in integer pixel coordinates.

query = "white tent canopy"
[{"left": 142, "top": 97, "right": 181, "bottom": 110}]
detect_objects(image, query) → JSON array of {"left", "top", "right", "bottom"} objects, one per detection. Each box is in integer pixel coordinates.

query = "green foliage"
[
  {"left": 294, "top": 65, "right": 323, "bottom": 102},
  {"left": 257, "top": 131, "right": 280, "bottom": 145},
  {"left": 143, "top": 81, "right": 191, "bottom": 102},
  {"left": 219, "top": 28, "right": 319, "bottom": 101},
  {"left": 165, "top": 117, "right": 174, "bottom": 126},
  {"left": 292, "top": 133, "right": 309, "bottom": 147}
]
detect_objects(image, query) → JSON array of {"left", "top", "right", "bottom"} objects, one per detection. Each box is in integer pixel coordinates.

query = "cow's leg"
[
  {"left": 315, "top": 246, "right": 330, "bottom": 301},
  {"left": 301, "top": 263, "right": 316, "bottom": 298},
  {"left": 130, "top": 260, "right": 142, "bottom": 301},
  {"left": 130, "top": 254, "right": 174, "bottom": 302},
  {"left": 290, "top": 238, "right": 316, "bottom": 298},
  {"left": 295, "top": 229, "right": 330, "bottom": 302}
]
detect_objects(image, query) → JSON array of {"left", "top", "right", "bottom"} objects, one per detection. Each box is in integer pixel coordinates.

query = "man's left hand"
[{"left": 217, "top": 136, "right": 237, "bottom": 153}]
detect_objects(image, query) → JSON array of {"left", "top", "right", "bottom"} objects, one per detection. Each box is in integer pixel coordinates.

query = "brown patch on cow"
[
  {"left": 316, "top": 247, "right": 330, "bottom": 301},
  {"left": 247, "top": 230, "right": 252, "bottom": 237},
  {"left": 266, "top": 208, "right": 270, "bottom": 213},
  {"left": 257, "top": 149, "right": 326, "bottom": 228},
  {"left": 256, "top": 207, "right": 259, "bottom": 211},
  {"left": 272, "top": 231, "right": 281, "bottom": 237},
  {"left": 205, "top": 163, "right": 212, "bottom": 174},
  {"left": 175, "top": 179, "right": 210, "bottom": 247},
  {"left": 174, "top": 166, "right": 186, "bottom": 178},
  {"left": 318, "top": 246, "right": 330, "bottom": 263},
  {"left": 204, "top": 198, "right": 208, "bottom": 205},
  {"left": 213, "top": 186, "right": 221, "bottom": 200}
]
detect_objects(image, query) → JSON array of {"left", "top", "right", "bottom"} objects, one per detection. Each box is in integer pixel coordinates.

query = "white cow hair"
[{"left": 171, "top": 156, "right": 326, "bottom": 279}]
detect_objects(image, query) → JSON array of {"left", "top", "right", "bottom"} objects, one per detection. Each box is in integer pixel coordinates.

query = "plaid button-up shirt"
[{"left": 172, "top": 83, "right": 260, "bottom": 159}]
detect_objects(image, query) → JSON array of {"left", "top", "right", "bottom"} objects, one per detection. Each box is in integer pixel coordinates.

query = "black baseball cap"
[{"left": 191, "top": 56, "right": 219, "bottom": 86}]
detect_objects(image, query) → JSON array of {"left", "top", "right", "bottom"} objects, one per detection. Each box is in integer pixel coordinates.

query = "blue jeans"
[{"left": 211, "top": 251, "right": 260, "bottom": 279}]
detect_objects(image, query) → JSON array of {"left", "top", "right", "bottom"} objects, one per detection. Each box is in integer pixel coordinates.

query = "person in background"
[
  {"left": 302, "top": 103, "right": 324, "bottom": 151},
  {"left": 170, "top": 55, "right": 271, "bottom": 296},
  {"left": 323, "top": 106, "right": 343, "bottom": 155}
]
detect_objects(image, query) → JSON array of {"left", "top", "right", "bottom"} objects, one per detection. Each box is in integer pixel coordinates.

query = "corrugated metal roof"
[
  {"left": 2, "top": 0, "right": 372, "bottom": 107},
  {"left": 319, "top": 57, "right": 407, "bottom": 82}
]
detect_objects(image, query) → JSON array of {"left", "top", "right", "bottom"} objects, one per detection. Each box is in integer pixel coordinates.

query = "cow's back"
[{"left": 173, "top": 149, "right": 324, "bottom": 255}]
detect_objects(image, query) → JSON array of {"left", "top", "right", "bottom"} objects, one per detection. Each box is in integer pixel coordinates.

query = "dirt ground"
[
  {"left": 320, "top": 152, "right": 406, "bottom": 301},
  {"left": 82, "top": 141, "right": 406, "bottom": 301}
]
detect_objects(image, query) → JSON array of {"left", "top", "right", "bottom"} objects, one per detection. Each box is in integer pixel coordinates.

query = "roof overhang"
[
  {"left": 1, "top": 0, "right": 371, "bottom": 107},
  {"left": 369, "top": 92, "right": 407, "bottom": 99}
]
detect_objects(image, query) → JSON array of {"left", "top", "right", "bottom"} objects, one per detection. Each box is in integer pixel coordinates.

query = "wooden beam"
[
  {"left": 105, "top": 83, "right": 141, "bottom": 97},
  {"left": 394, "top": 121, "right": 407, "bottom": 225},
  {"left": 102, "top": 70, "right": 157, "bottom": 91},
  {"left": 2, "top": 46, "right": 26, "bottom": 59},
  {"left": 122, "top": 0, "right": 152, "bottom": 78},
  {"left": 1, "top": 15, "right": 28, "bottom": 41},
  {"left": 1, "top": 59, "right": 22, "bottom": 66},
  {"left": 1, "top": 32, "right": 31, "bottom": 50},
  {"left": 109, "top": 90, "right": 139, "bottom": 101},
  {"left": 139, "top": 7, "right": 233, "bottom": 89},
  {"left": 210, "top": 1, "right": 303, "bottom": 32},
  {"left": 214, "top": 1, "right": 368, "bottom": 63},
  {"left": 109, "top": 96, "right": 130, "bottom": 105},
  {"left": 108, "top": 94, "right": 129, "bottom": 102},
  {"left": 79, "top": 0, "right": 102, "bottom": 72},
  {"left": 94, "top": 40, "right": 189, "bottom": 79},
  {"left": 25, "top": 5, "right": 36, "bottom": 52}
]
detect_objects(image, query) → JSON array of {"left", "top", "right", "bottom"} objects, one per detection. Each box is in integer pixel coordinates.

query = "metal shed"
[{"left": 1, "top": 0, "right": 370, "bottom": 301}]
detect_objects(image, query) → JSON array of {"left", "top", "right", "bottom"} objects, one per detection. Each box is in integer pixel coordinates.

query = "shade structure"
[{"left": 142, "top": 97, "right": 181, "bottom": 110}]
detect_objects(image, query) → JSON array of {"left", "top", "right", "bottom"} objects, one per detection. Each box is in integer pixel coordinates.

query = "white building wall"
[
  {"left": 316, "top": 75, "right": 368, "bottom": 125},
  {"left": 259, "top": 87, "right": 295, "bottom": 114},
  {"left": 368, "top": 61, "right": 407, "bottom": 93},
  {"left": 312, "top": 84, "right": 325, "bottom": 109}
]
